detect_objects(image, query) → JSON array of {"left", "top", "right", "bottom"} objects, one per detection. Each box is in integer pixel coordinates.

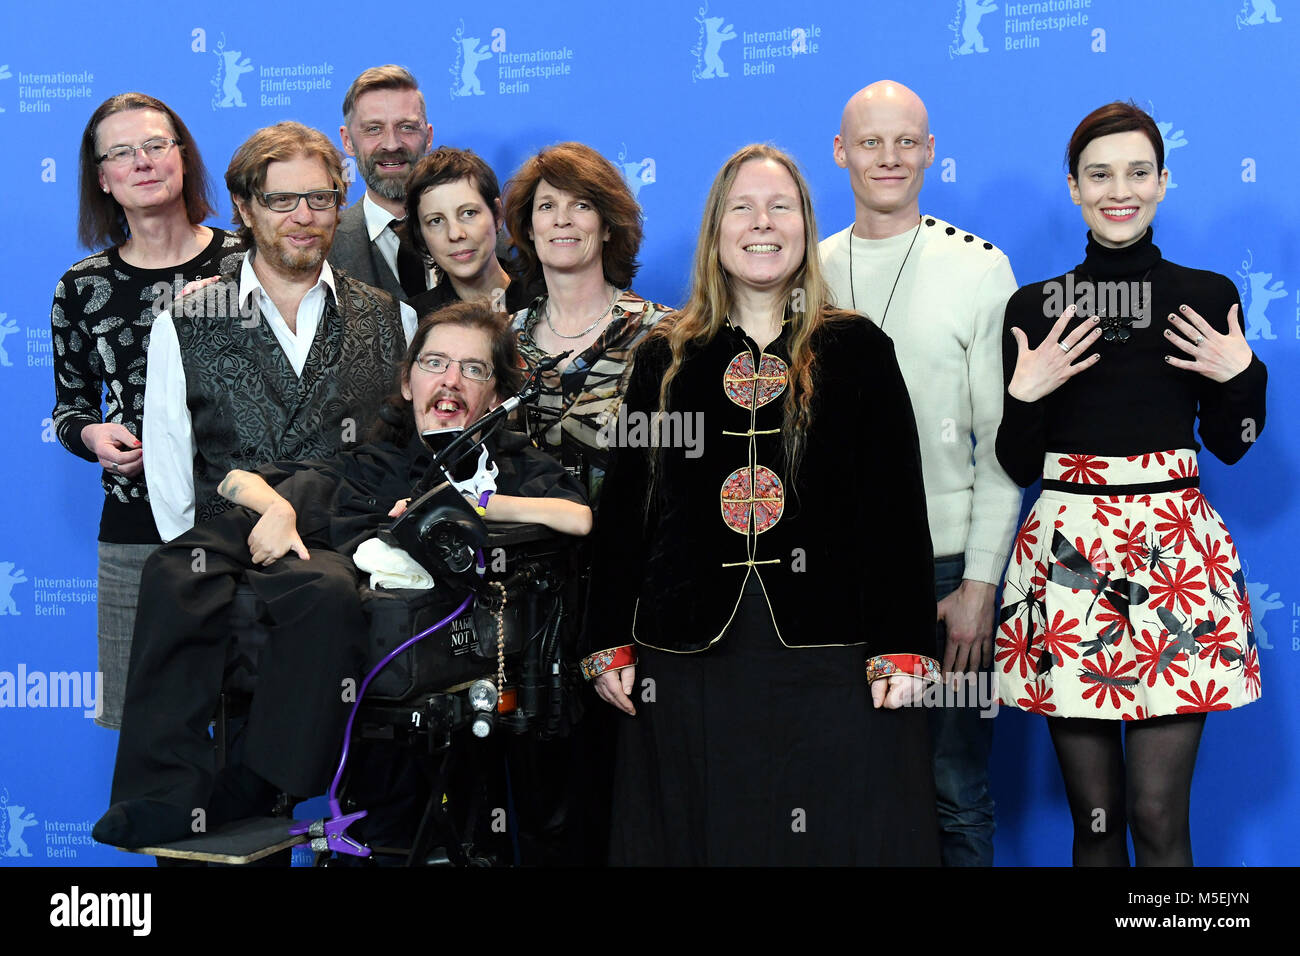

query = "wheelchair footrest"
[{"left": 127, "top": 817, "right": 307, "bottom": 864}]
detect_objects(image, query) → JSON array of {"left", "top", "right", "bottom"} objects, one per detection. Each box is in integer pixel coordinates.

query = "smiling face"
[
  {"left": 1068, "top": 130, "right": 1168, "bottom": 249},
  {"left": 233, "top": 154, "right": 339, "bottom": 276},
  {"left": 529, "top": 178, "right": 610, "bottom": 280},
  {"left": 94, "top": 109, "right": 185, "bottom": 215},
  {"left": 416, "top": 177, "right": 503, "bottom": 285},
  {"left": 834, "top": 87, "right": 934, "bottom": 221},
  {"left": 341, "top": 88, "right": 432, "bottom": 202},
  {"left": 402, "top": 322, "right": 499, "bottom": 433},
  {"left": 717, "top": 158, "right": 806, "bottom": 295}
]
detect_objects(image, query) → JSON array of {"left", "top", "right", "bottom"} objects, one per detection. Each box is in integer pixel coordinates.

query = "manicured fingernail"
[
  {"left": 1180, "top": 305, "right": 1189, "bottom": 312},
  {"left": 1168, "top": 313, "right": 1177, "bottom": 320}
]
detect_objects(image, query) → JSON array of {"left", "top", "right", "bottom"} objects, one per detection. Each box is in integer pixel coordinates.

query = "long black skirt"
[{"left": 609, "top": 577, "right": 940, "bottom": 866}]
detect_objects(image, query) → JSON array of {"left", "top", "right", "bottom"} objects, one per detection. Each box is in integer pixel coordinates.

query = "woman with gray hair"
[{"left": 49, "top": 92, "right": 242, "bottom": 729}]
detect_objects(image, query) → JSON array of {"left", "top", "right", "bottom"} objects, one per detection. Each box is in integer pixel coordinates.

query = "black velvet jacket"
[{"left": 582, "top": 313, "right": 937, "bottom": 657}]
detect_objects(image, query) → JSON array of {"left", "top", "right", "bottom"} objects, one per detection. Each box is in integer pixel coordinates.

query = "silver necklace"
[
  {"left": 848, "top": 218, "right": 921, "bottom": 333},
  {"left": 543, "top": 286, "right": 621, "bottom": 339}
]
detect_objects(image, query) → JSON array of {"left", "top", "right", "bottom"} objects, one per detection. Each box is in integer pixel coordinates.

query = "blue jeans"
[{"left": 929, "top": 554, "right": 996, "bottom": 866}]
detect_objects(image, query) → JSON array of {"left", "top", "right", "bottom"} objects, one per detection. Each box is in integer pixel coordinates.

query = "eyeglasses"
[
  {"left": 96, "top": 138, "right": 178, "bottom": 166},
  {"left": 254, "top": 189, "right": 341, "bottom": 213},
  {"left": 414, "top": 352, "right": 494, "bottom": 382}
]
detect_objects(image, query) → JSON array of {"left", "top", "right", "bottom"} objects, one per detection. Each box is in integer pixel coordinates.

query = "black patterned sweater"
[{"left": 50, "top": 228, "right": 244, "bottom": 543}]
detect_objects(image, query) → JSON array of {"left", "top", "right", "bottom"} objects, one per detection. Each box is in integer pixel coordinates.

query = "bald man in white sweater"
[{"left": 820, "top": 80, "right": 1021, "bottom": 866}]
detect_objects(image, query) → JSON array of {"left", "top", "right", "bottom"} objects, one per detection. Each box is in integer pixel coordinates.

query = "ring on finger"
[
  {"left": 1058, "top": 341, "right": 1071, "bottom": 353},
  {"left": 1195, "top": 334, "right": 1205, "bottom": 345}
]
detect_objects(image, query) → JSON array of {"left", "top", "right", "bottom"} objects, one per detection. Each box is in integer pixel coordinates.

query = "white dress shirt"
[
  {"left": 144, "top": 252, "right": 417, "bottom": 542},
  {"left": 362, "top": 192, "right": 435, "bottom": 289}
]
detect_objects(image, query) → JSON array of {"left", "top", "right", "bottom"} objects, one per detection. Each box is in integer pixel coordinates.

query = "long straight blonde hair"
[{"left": 649, "top": 144, "right": 845, "bottom": 494}]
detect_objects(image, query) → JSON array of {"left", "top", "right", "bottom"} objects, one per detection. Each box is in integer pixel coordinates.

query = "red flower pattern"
[
  {"left": 1148, "top": 559, "right": 1206, "bottom": 615},
  {"left": 1175, "top": 679, "right": 1232, "bottom": 713},
  {"left": 1017, "top": 681, "right": 1056, "bottom": 715},
  {"left": 1113, "top": 519, "right": 1150, "bottom": 576},
  {"left": 1091, "top": 497, "right": 1123, "bottom": 528},
  {"left": 1195, "top": 614, "right": 1239, "bottom": 669},
  {"left": 1079, "top": 652, "right": 1138, "bottom": 710},
  {"left": 1003, "top": 451, "right": 1256, "bottom": 720},
  {"left": 1013, "top": 512, "right": 1040, "bottom": 564},
  {"left": 1243, "top": 648, "right": 1261, "bottom": 700},
  {"left": 995, "top": 618, "right": 1040, "bottom": 679},
  {"left": 1039, "top": 610, "right": 1082, "bottom": 667},
  {"left": 1058, "top": 454, "right": 1109, "bottom": 485},
  {"left": 1133, "top": 628, "right": 1189, "bottom": 688},
  {"left": 1153, "top": 500, "right": 1196, "bottom": 553},
  {"left": 1094, "top": 594, "right": 1135, "bottom": 642},
  {"left": 1199, "top": 536, "right": 1233, "bottom": 591},
  {"left": 1127, "top": 451, "right": 1171, "bottom": 468}
]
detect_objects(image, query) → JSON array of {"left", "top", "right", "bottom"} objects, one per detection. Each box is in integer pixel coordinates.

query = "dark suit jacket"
[{"left": 328, "top": 201, "right": 412, "bottom": 302}]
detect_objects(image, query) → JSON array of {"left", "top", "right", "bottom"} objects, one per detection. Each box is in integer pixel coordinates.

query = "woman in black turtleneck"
[{"left": 994, "top": 102, "right": 1266, "bottom": 867}]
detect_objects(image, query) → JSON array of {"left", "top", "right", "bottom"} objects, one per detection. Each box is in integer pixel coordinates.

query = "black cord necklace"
[{"left": 848, "top": 217, "right": 922, "bottom": 333}]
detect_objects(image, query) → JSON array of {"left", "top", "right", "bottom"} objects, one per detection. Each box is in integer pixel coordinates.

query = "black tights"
[{"left": 1046, "top": 713, "right": 1206, "bottom": 867}]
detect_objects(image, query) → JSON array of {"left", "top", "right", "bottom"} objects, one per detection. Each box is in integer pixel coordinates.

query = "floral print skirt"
[{"left": 997, "top": 449, "right": 1261, "bottom": 720}]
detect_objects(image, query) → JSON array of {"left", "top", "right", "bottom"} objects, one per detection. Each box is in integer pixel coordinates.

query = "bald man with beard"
[{"left": 819, "top": 80, "right": 1021, "bottom": 866}]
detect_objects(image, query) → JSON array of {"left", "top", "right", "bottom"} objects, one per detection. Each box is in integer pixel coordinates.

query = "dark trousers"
[
  {"left": 110, "top": 508, "right": 368, "bottom": 811},
  {"left": 929, "top": 554, "right": 997, "bottom": 866}
]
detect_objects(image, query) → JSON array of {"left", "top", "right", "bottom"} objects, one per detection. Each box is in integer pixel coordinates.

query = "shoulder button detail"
[
  {"left": 924, "top": 218, "right": 936, "bottom": 227},
  {"left": 983, "top": 242, "right": 993, "bottom": 250},
  {"left": 963, "top": 234, "right": 974, "bottom": 242},
  {"left": 945, "top": 226, "right": 956, "bottom": 236}
]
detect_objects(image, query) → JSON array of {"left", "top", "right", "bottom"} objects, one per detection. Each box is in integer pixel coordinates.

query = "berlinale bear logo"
[{"left": 211, "top": 35, "right": 253, "bottom": 110}]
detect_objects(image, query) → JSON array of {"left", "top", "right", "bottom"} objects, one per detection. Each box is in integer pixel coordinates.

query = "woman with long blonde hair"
[{"left": 579, "top": 144, "right": 942, "bottom": 865}]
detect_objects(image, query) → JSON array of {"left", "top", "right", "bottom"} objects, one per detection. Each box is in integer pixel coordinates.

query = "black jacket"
[{"left": 582, "top": 313, "right": 937, "bottom": 656}]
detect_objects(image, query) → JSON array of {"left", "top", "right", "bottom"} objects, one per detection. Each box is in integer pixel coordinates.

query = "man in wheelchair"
[{"left": 94, "top": 301, "right": 591, "bottom": 851}]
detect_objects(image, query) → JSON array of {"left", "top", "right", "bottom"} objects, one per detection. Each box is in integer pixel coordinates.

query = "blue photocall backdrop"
[{"left": 0, "top": 0, "right": 1294, "bottom": 866}]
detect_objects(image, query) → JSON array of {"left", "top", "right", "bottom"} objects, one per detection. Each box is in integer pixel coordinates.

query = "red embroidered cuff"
[
  {"left": 581, "top": 644, "right": 637, "bottom": 681},
  {"left": 866, "top": 653, "right": 942, "bottom": 684}
]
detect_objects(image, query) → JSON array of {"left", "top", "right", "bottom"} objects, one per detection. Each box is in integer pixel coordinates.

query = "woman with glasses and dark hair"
[
  {"left": 580, "top": 145, "right": 941, "bottom": 865},
  {"left": 503, "top": 142, "right": 671, "bottom": 502},
  {"left": 405, "top": 147, "right": 531, "bottom": 319},
  {"left": 50, "top": 92, "right": 243, "bottom": 729},
  {"left": 995, "top": 101, "right": 1267, "bottom": 865}
]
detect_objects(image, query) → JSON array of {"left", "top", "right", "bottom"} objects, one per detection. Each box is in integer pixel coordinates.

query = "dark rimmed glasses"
[{"left": 254, "top": 189, "right": 341, "bottom": 213}]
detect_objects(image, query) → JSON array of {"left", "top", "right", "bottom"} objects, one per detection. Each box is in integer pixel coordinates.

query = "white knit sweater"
[{"left": 820, "top": 215, "right": 1021, "bottom": 585}]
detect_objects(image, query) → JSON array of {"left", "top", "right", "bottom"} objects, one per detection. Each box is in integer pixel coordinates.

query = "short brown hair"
[
  {"left": 77, "top": 92, "right": 215, "bottom": 249},
  {"left": 342, "top": 64, "right": 426, "bottom": 125},
  {"left": 224, "top": 122, "right": 347, "bottom": 244},
  {"left": 370, "top": 301, "right": 523, "bottom": 445},
  {"left": 404, "top": 147, "right": 502, "bottom": 264},
  {"left": 503, "top": 142, "right": 642, "bottom": 293},
  {"left": 1066, "top": 101, "right": 1164, "bottom": 179}
]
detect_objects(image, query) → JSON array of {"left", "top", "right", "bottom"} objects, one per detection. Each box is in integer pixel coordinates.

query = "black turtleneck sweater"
[{"left": 995, "top": 230, "right": 1268, "bottom": 488}]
